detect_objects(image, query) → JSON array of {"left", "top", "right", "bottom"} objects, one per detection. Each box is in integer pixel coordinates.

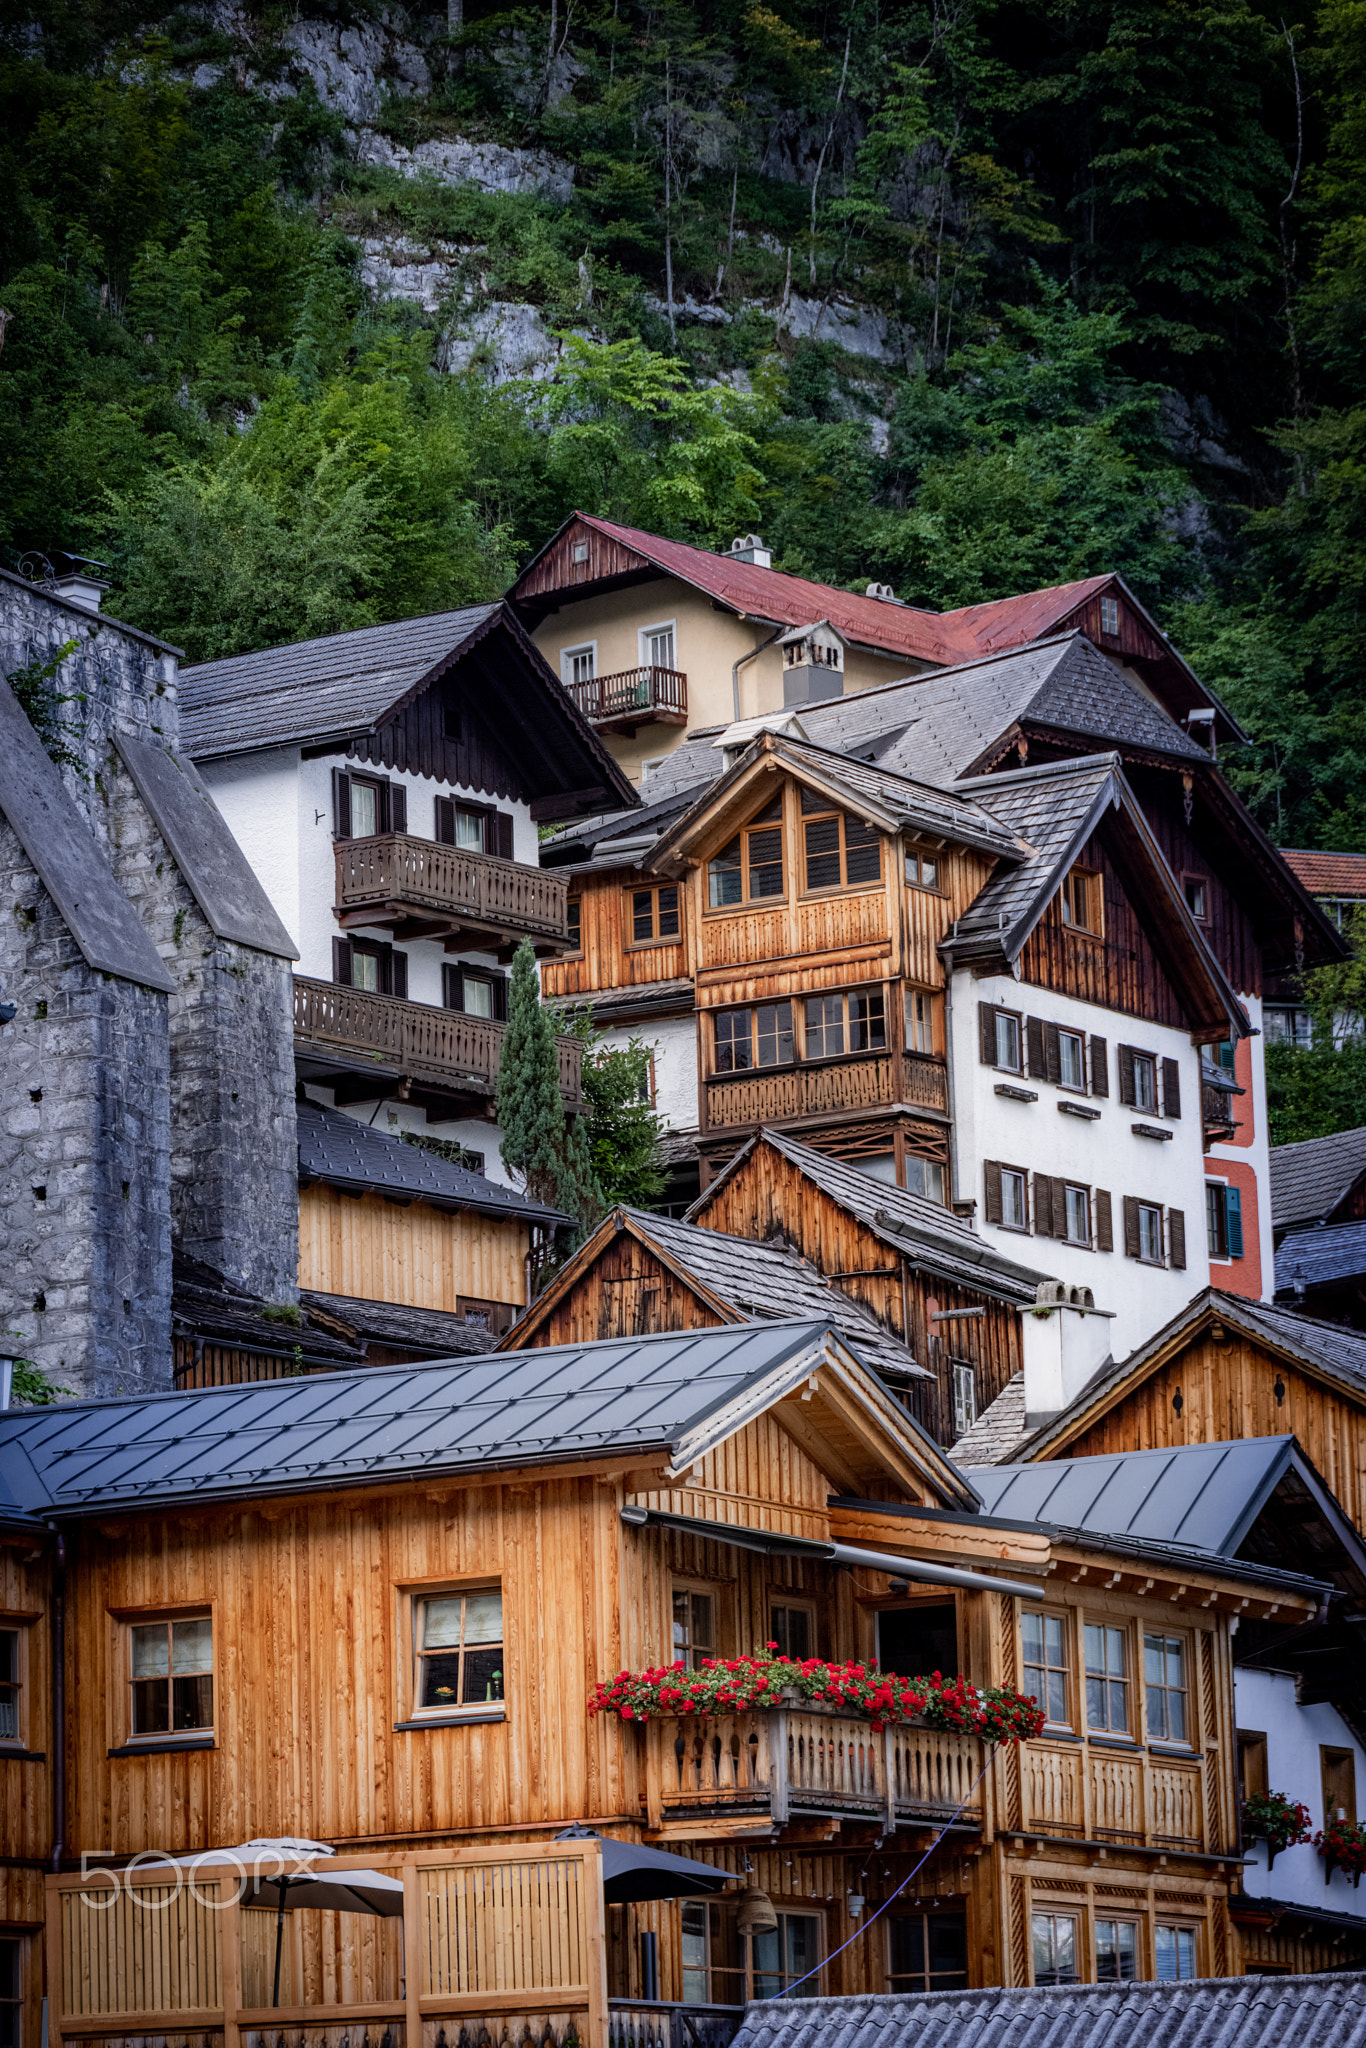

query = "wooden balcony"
[
  {"left": 704, "top": 1050, "right": 947, "bottom": 1134},
  {"left": 293, "top": 974, "right": 583, "bottom": 1113},
  {"left": 641, "top": 1707, "right": 983, "bottom": 1833},
  {"left": 335, "top": 835, "right": 571, "bottom": 954},
  {"left": 565, "top": 665, "right": 688, "bottom": 735},
  {"left": 1015, "top": 1737, "right": 1214, "bottom": 1853}
]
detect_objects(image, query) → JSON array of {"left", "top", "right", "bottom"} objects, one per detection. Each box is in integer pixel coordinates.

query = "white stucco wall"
[
  {"left": 1234, "top": 1666, "right": 1366, "bottom": 1920},
  {"left": 948, "top": 969, "right": 1211, "bottom": 1358},
  {"left": 588, "top": 1011, "right": 699, "bottom": 1132},
  {"left": 198, "top": 748, "right": 303, "bottom": 947}
]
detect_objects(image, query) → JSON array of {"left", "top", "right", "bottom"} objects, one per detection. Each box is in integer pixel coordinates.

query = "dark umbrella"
[{"left": 555, "top": 1823, "right": 731, "bottom": 1903}]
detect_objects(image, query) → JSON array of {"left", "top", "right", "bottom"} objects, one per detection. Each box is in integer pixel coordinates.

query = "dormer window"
[
  {"left": 708, "top": 795, "right": 785, "bottom": 907},
  {"left": 1061, "top": 866, "right": 1102, "bottom": 936},
  {"left": 801, "top": 788, "right": 880, "bottom": 891}
]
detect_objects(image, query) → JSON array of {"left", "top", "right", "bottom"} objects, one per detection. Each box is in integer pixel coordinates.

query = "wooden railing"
[
  {"left": 641, "top": 1707, "right": 982, "bottom": 1831},
  {"left": 904, "top": 1050, "right": 950, "bottom": 1112},
  {"left": 293, "top": 975, "right": 584, "bottom": 1110},
  {"left": 705, "top": 1053, "right": 895, "bottom": 1131},
  {"left": 565, "top": 666, "right": 688, "bottom": 727},
  {"left": 609, "top": 2001, "right": 741, "bottom": 2048},
  {"left": 1017, "top": 1740, "right": 1210, "bottom": 1851},
  {"left": 335, "top": 835, "right": 569, "bottom": 943},
  {"left": 1201, "top": 1082, "right": 1239, "bottom": 1143},
  {"left": 46, "top": 1845, "right": 607, "bottom": 2048}
]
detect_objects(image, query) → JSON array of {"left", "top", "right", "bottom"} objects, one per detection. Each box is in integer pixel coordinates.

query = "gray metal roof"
[
  {"left": 0, "top": 1319, "right": 857, "bottom": 1517},
  {"left": 114, "top": 736, "right": 298, "bottom": 958},
  {"left": 298, "top": 1099, "right": 568, "bottom": 1225},
  {"left": 298, "top": 1290, "right": 500, "bottom": 1356},
  {"left": 728, "top": 1971, "right": 1366, "bottom": 2048},
  {"left": 0, "top": 676, "right": 175, "bottom": 992},
  {"left": 691, "top": 1130, "right": 1051, "bottom": 1307},
  {"left": 1276, "top": 1220, "right": 1366, "bottom": 1296},
  {"left": 1270, "top": 1125, "right": 1366, "bottom": 1229}
]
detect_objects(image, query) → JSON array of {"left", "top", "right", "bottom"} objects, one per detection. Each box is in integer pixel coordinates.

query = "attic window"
[
  {"left": 1100, "top": 595, "right": 1120, "bottom": 637},
  {"left": 571, "top": 541, "right": 590, "bottom": 564},
  {"left": 1060, "top": 866, "right": 1102, "bottom": 936}
]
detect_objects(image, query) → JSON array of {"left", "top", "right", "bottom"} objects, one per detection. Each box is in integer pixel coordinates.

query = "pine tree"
[{"left": 495, "top": 942, "right": 602, "bottom": 1254}]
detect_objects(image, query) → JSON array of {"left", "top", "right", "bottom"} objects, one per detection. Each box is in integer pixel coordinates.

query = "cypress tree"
[{"left": 496, "top": 941, "right": 602, "bottom": 1249}]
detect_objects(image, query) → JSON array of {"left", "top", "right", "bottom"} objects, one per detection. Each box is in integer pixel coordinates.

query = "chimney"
[
  {"left": 50, "top": 554, "right": 109, "bottom": 615},
  {"left": 1020, "top": 1282, "right": 1114, "bottom": 1430},
  {"left": 728, "top": 534, "right": 771, "bottom": 568}
]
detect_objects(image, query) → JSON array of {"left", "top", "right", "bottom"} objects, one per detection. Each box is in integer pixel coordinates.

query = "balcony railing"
[
  {"left": 293, "top": 975, "right": 583, "bottom": 1111},
  {"left": 705, "top": 1052, "right": 949, "bottom": 1134},
  {"left": 565, "top": 665, "right": 688, "bottom": 733},
  {"left": 335, "top": 835, "right": 571, "bottom": 949},
  {"left": 641, "top": 1706, "right": 983, "bottom": 1832}
]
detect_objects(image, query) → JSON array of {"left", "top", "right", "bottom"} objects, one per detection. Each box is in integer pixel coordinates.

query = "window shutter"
[
  {"left": 1162, "top": 1056, "right": 1182, "bottom": 1119},
  {"left": 1095, "top": 1189, "right": 1114, "bottom": 1252},
  {"left": 434, "top": 796, "right": 455, "bottom": 845},
  {"left": 1118, "top": 1044, "right": 1136, "bottom": 1105},
  {"left": 1169, "top": 1207, "right": 1187, "bottom": 1270},
  {"left": 979, "top": 1003, "right": 997, "bottom": 1064},
  {"left": 1026, "top": 1017, "right": 1047, "bottom": 1080},
  {"left": 390, "top": 950, "right": 408, "bottom": 1000},
  {"left": 491, "top": 973, "right": 509, "bottom": 1022},
  {"left": 1045, "top": 1022, "right": 1062, "bottom": 1086},
  {"left": 984, "top": 1160, "right": 1003, "bottom": 1225},
  {"left": 332, "top": 768, "right": 352, "bottom": 839},
  {"left": 332, "top": 937, "right": 353, "bottom": 986},
  {"left": 1123, "top": 1195, "right": 1141, "bottom": 1259},
  {"left": 1032, "top": 1175, "right": 1053, "bottom": 1237},
  {"left": 390, "top": 783, "right": 407, "bottom": 835},
  {"left": 1226, "top": 1185, "right": 1244, "bottom": 1257},
  {"left": 1090, "top": 1035, "right": 1109, "bottom": 1097},
  {"left": 377, "top": 780, "right": 393, "bottom": 834},
  {"left": 493, "top": 811, "right": 515, "bottom": 860},
  {"left": 443, "top": 963, "right": 464, "bottom": 1011}
]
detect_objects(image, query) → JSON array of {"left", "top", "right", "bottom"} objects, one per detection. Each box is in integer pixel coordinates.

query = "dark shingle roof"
[
  {"left": 298, "top": 1290, "right": 500, "bottom": 1355},
  {"left": 943, "top": 1371, "right": 1028, "bottom": 1466},
  {"left": 172, "top": 1253, "right": 364, "bottom": 1368},
  {"left": 942, "top": 754, "right": 1122, "bottom": 960},
  {"left": 772, "top": 736, "right": 1021, "bottom": 858},
  {"left": 1271, "top": 1126, "right": 1366, "bottom": 1229},
  {"left": 1276, "top": 1220, "right": 1366, "bottom": 1296},
  {"left": 0, "top": 1319, "right": 857, "bottom": 1516},
  {"left": 298, "top": 1099, "right": 568, "bottom": 1226},
  {"left": 729, "top": 1972, "right": 1366, "bottom": 2048},
  {"left": 690, "top": 1130, "right": 1051, "bottom": 1307},
  {"left": 559, "top": 977, "right": 695, "bottom": 1023}
]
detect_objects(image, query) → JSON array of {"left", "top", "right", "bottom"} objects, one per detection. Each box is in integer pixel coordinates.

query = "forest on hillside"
[{"left": 0, "top": 0, "right": 1363, "bottom": 868}]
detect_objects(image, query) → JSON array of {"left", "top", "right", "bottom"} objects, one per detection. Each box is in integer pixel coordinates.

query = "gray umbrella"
[{"left": 555, "top": 1824, "right": 731, "bottom": 1903}]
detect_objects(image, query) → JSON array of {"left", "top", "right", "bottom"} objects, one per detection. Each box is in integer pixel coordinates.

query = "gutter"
[{"left": 731, "top": 625, "right": 782, "bottom": 722}]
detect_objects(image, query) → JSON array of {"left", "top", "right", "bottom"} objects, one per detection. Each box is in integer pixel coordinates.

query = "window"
[
  {"left": 673, "top": 1587, "right": 715, "bottom": 1670},
  {"left": 129, "top": 1615, "right": 213, "bottom": 1737},
  {"left": 629, "top": 884, "right": 680, "bottom": 944},
  {"left": 1184, "top": 877, "right": 1208, "bottom": 921},
  {"left": 562, "top": 643, "right": 596, "bottom": 685},
  {"left": 804, "top": 988, "right": 886, "bottom": 1060},
  {"left": 414, "top": 1588, "right": 504, "bottom": 1714},
  {"left": 333, "top": 770, "right": 405, "bottom": 841},
  {"left": 1061, "top": 867, "right": 1102, "bottom": 935},
  {"left": 1032, "top": 1913, "right": 1079, "bottom": 1986},
  {"left": 1022, "top": 1612, "right": 1069, "bottom": 1726},
  {"left": 681, "top": 1902, "right": 713, "bottom": 2004},
  {"left": 351, "top": 778, "right": 380, "bottom": 837},
  {"left": 1238, "top": 1730, "right": 1268, "bottom": 1804},
  {"left": 1138, "top": 1203, "right": 1163, "bottom": 1263},
  {"left": 753, "top": 1913, "right": 821, "bottom": 1999},
  {"left": 770, "top": 1602, "right": 814, "bottom": 1660},
  {"left": 985, "top": 1162, "right": 1030, "bottom": 1232},
  {"left": 1084, "top": 1622, "right": 1130, "bottom": 1734},
  {"left": 979, "top": 1004, "right": 1023, "bottom": 1071},
  {"left": 1133, "top": 1053, "right": 1157, "bottom": 1111},
  {"left": 641, "top": 622, "right": 676, "bottom": 670},
  {"left": 906, "top": 990, "right": 938, "bottom": 1056},
  {"left": 904, "top": 1155, "right": 945, "bottom": 1204},
  {"left": 904, "top": 848, "right": 940, "bottom": 891},
  {"left": 952, "top": 1362, "right": 977, "bottom": 1438},
  {"left": 878, "top": 1602, "right": 958, "bottom": 1679},
  {"left": 709, "top": 798, "right": 785, "bottom": 907},
  {"left": 443, "top": 964, "right": 507, "bottom": 1020},
  {"left": 1322, "top": 1746, "right": 1357, "bottom": 1826},
  {"left": 1059, "top": 1031, "right": 1085, "bottom": 1090},
  {"left": 0, "top": 1937, "right": 19, "bottom": 2048},
  {"left": 1145, "top": 1633, "right": 1188, "bottom": 1742},
  {"left": 567, "top": 897, "right": 581, "bottom": 952},
  {"left": 0, "top": 1629, "right": 20, "bottom": 1745},
  {"left": 1155, "top": 1925, "right": 1198, "bottom": 1981},
  {"left": 1064, "top": 1185, "right": 1091, "bottom": 1246},
  {"left": 715, "top": 1001, "right": 793, "bottom": 1074},
  {"left": 1100, "top": 594, "right": 1121, "bottom": 636},
  {"left": 1095, "top": 1920, "right": 1138, "bottom": 1982},
  {"left": 888, "top": 1913, "right": 968, "bottom": 1993},
  {"left": 1206, "top": 1182, "right": 1244, "bottom": 1259},
  {"left": 334, "top": 938, "right": 408, "bottom": 999},
  {"left": 801, "top": 789, "right": 882, "bottom": 891},
  {"left": 1264, "top": 1006, "right": 1314, "bottom": 1049},
  {"left": 571, "top": 540, "right": 590, "bottom": 564}
]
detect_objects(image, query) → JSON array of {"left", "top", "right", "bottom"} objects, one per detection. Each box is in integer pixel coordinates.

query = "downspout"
[
  {"left": 942, "top": 963, "right": 963, "bottom": 1209},
  {"left": 50, "top": 1527, "right": 65, "bottom": 1871},
  {"left": 731, "top": 624, "right": 782, "bottom": 723}
]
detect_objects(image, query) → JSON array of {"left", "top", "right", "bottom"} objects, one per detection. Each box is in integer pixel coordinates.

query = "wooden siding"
[
  {"left": 1132, "top": 774, "right": 1264, "bottom": 997},
  {"left": 0, "top": 1528, "right": 50, "bottom": 2008},
  {"left": 1048, "top": 1328, "right": 1366, "bottom": 1529},
  {"left": 1018, "top": 829, "right": 1189, "bottom": 1027},
  {"left": 1058, "top": 590, "right": 1168, "bottom": 669},
  {"left": 518, "top": 1232, "right": 729, "bottom": 1345},
  {"left": 298, "top": 1183, "right": 529, "bottom": 1312},
  {"left": 903, "top": 848, "right": 996, "bottom": 989},
  {"left": 514, "top": 522, "right": 654, "bottom": 603},
  {"left": 348, "top": 644, "right": 525, "bottom": 802},
  {"left": 540, "top": 867, "right": 686, "bottom": 1000}
]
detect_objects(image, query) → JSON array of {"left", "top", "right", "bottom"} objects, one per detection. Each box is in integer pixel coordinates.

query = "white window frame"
[
  {"left": 1138, "top": 1202, "right": 1164, "bottom": 1265},
  {"left": 1100, "top": 595, "right": 1121, "bottom": 636},
  {"left": 1064, "top": 1185, "right": 1091, "bottom": 1246},
  {"left": 125, "top": 1610, "right": 215, "bottom": 1743},
  {"left": 408, "top": 1582, "right": 506, "bottom": 1720},
  {"left": 951, "top": 1362, "right": 976, "bottom": 1438},
  {"left": 560, "top": 641, "right": 598, "bottom": 686},
  {"left": 1058, "top": 1030, "right": 1085, "bottom": 1091},
  {"left": 1001, "top": 1168, "right": 1028, "bottom": 1231},
  {"left": 639, "top": 620, "right": 678, "bottom": 671}
]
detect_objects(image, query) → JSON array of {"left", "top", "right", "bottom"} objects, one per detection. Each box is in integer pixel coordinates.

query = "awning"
[
  {"left": 620, "top": 1505, "right": 1042, "bottom": 1601},
  {"left": 556, "top": 1825, "right": 730, "bottom": 1902}
]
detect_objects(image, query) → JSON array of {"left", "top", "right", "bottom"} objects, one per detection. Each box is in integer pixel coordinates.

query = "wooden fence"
[
  {"left": 46, "top": 1844, "right": 607, "bottom": 2048},
  {"left": 335, "top": 836, "right": 570, "bottom": 943}
]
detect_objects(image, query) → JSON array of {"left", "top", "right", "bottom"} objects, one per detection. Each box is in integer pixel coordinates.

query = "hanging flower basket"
[
  {"left": 588, "top": 1644, "right": 1045, "bottom": 1741},
  {"left": 1241, "top": 1791, "right": 1312, "bottom": 1870},
  {"left": 1316, "top": 1818, "right": 1366, "bottom": 1888}
]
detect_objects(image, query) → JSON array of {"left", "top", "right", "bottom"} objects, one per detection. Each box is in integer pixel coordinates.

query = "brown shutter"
[
  {"left": 493, "top": 811, "right": 515, "bottom": 860},
  {"left": 332, "top": 768, "right": 352, "bottom": 839},
  {"left": 434, "top": 796, "right": 455, "bottom": 845},
  {"left": 1095, "top": 1189, "right": 1114, "bottom": 1252},
  {"left": 491, "top": 973, "right": 509, "bottom": 1021},
  {"left": 1090, "top": 1035, "right": 1109, "bottom": 1097},
  {"left": 390, "top": 783, "right": 407, "bottom": 835},
  {"left": 332, "top": 937, "right": 353, "bottom": 986},
  {"left": 1169, "top": 1208, "right": 1187, "bottom": 1270},
  {"left": 443, "top": 963, "right": 463, "bottom": 1010},
  {"left": 390, "top": 950, "right": 408, "bottom": 1000},
  {"left": 1045, "top": 1022, "right": 1062, "bottom": 1086},
  {"left": 984, "top": 1160, "right": 1003, "bottom": 1224},
  {"left": 1117, "top": 1044, "right": 1136, "bottom": 1105},
  {"left": 1162, "top": 1056, "right": 1182, "bottom": 1119},
  {"left": 1032, "top": 1175, "right": 1053, "bottom": 1237},
  {"left": 979, "top": 1003, "right": 997, "bottom": 1064},
  {"left": 1123, "top": 1195, "right": 1141, "bottom": 1259},
  {"left": 1026, "top": 1017, "right": 1047, "bottom": 1079}
]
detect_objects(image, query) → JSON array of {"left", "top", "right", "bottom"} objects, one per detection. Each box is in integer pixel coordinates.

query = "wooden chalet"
[{"left": 0, "top": 1322, "right": 1332, "bottom": 2044}]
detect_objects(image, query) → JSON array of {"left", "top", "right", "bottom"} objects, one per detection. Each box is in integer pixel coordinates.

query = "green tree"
[
  {"left": 495, "top": 941, "right": 602, "bottom": 1253},
  {"left": 580, "top": 1034, "right": 667, "bottom": 1209}
]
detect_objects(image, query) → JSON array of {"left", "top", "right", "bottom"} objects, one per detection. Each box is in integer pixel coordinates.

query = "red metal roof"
[
  {"left": 556, "top": 515, "right": 1113, "bottom": 667},
  {"left": 1281, "top": 849, "right": 1366, "bottom": 897}
]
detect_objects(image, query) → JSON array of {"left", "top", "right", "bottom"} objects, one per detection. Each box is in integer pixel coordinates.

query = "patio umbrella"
[{"left": 555, "top": 1824, "right": 731, "bottom": 1903}]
